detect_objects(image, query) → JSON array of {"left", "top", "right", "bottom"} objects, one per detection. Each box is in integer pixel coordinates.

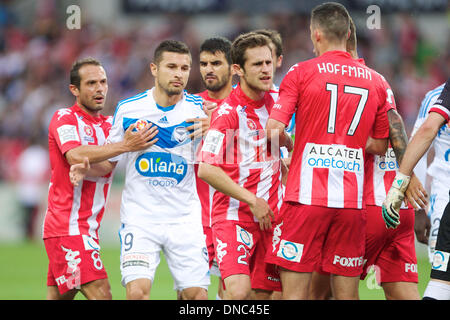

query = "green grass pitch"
[{"left": 0, "top": 241, "right": 431, "bottom": 300}]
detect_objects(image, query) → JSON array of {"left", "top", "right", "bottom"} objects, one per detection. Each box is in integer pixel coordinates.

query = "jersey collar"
[{"left": 72, "top": 103, "right": 105, "bottom": 124}]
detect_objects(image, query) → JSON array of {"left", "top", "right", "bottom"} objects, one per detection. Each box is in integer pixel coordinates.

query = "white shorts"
[
  {"left": 119, "top": 220, "right": 210, "bottom": 291},
  {"left": 428, "top": 179, "right": 449, "bottom": 262}
]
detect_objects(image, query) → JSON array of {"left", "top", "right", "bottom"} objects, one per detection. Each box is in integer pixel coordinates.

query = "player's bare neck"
[
  {"left": 240, "top": 81, "right": 265, "bottom": 102},
  {"left": 153, "top": 86, "right": 182, "bottom": 107},
  {"left": 318, "top": 41, "right": 347, "bottom": 56},
  {"left": 77, "top": 101, "right": 100, "bottom": 118}
]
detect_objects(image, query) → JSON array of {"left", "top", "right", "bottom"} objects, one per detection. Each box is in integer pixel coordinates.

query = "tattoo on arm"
[{"left": 388, "top": 109, "right": 409, "bottom": 164}]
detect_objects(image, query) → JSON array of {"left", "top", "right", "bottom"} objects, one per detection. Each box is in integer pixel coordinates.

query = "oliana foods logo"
[{"left": 135, "top": 152, "right": 187, "bottom": 187}]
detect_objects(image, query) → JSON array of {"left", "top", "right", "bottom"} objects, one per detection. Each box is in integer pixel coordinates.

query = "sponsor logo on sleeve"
[
  {"left": 57, "top": 124, "right": 80, "bottom": 145},
  {"left": 201, "top": 130, "right": 224, "bottom": 155}
]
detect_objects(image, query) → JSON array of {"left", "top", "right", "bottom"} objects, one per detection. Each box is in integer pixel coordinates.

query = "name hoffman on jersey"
[{"left": 317, "top": 62, "right": 372, "bottom": 80}]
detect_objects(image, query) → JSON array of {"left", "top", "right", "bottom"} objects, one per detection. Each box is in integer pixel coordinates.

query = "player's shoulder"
[
  {"left": 116, "top": 90, "right": 150, "bottom": 111},
  {"left": 184, "top": 91, "right": 203, "bottom": 106},
  {"left": 417, "top": 83, "right": 446, "bottom": 119},
  {"left": 50, "top": 104, "right": 78, "bottom": 124}
]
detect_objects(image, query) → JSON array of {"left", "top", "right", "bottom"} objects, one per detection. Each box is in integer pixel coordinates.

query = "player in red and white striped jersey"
[
  {"left": 265, "top": 3, "right": 391, "bottom": 300},
  {"left": 44, "top": 58, "right": 155, "bottom": 300},
  {"left": 198, "top": 33, "right": 283, "bottom": 299},
  {"left": 194, "top": 37, "right": 234, "bottom": 300}
]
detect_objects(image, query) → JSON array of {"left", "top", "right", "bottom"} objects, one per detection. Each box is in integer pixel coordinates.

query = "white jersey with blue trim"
[
  {"left": 108, "top": 88, "right": 206, "bottom": 225},
  {"left": 411, "top": 83, "right": 450, "bottom": 185}
]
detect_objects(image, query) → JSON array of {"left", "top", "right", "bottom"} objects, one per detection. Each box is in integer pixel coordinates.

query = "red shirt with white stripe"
[
  {"left": 43, "top": 103, "right": 112, "bottom": 239},
  {"left": 195, "top": 90, "right": 228, "bottom": 228},
  {"left": 361, "top": 63, "right": 408, "bottom": 207},
  {"left": 199, "top": 84, "right": 283, "bottom": 225},
  {"left": 269, "top": 51, "right": 390, "bottom": 209}
]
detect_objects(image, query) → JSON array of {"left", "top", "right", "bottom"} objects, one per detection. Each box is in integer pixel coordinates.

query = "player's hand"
[
  {"left": 382, "top": 172, "right": 411, "bottom": 229},
  {"left": 186, "top": 102, "right": 217, "bottom": 139},
  {"left": 414, "top": 208, "right": 431, "bottom": 244},
  {"left": 186, "top": 117, "right": 210, "bottom": 139},
  {"left": 70, "top": 157, "right": 90, "bottom": 186},
  {"left": 203, "top": 101, "right": 218, "bottom": 117},
  {"left": 405, "top": 173, "right": 428, "bottom": 209},
  {"left": 123, "top": 122, "right": 158, "bottom": 151},
  {"left": 284, "top": 134, "right": 294, "bottom": 153},
  {"left": 249, "top": 197, "right": 274, "bottom": 231}
]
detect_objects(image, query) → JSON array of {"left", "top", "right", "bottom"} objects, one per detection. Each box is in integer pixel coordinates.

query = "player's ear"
[
  {"left": 150, "top": 62, "right": 158, "bottom": 77},
  {"left": 233, "top": 63, "right": 244, "bottom": 77},
  {"left": 277, "top": 55, "right": 283, "bottom": 68},
  {"left": 69, "top": 84, "right": 80, "bottom": 98}
]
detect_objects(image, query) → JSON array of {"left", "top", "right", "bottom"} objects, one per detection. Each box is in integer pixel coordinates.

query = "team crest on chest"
[{"left": 136, "top": 119, "right": 148, "bottom": 131}]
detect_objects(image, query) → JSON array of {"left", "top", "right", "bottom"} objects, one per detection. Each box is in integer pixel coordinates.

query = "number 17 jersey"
[{"left": 269, "top": 50, "right": 390, "bottom": 209}]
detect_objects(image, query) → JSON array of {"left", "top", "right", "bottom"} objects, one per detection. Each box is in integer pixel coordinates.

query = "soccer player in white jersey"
[
  {"left": 70, "top": 40, "right": 210, "bottom": 300},
  {"left": 411, "top": 83, "right": 449, "bottom": 260},
  {"left": 44, "top": 58, "right": 156, "bottom": 300}
]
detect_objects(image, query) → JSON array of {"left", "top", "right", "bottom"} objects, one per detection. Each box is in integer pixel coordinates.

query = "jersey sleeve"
[
  {"left": 107, "top": 104, "right": 125, "bottom": 162},
  {"left": 371, "top": 80, "right": 391, "bottom": 139},
  {"left": 269, "top": 63, "right": 301, "bottom": 126},
  {"left": 48, "top": 108, "right": 82, "bottom": 155},
  {"left": 429, "top": 79, "right": 450, "bottom": 121},
  {"left": 198, "top": 103, "right": 237, "bottom": 166}
]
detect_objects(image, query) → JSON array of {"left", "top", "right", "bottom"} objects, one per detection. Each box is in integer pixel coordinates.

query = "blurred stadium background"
[{"left": 0, "top": 0, "right": 448, "bottom": 299}]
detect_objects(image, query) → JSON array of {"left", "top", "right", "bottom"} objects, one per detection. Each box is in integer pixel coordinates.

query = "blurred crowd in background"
[{"left": 0, "top": 0, "right": 448, "bottom": 238}]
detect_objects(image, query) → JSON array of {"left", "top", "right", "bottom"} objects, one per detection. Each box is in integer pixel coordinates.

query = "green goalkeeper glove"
[{"left": 382, "top": 172, "right": 411, "bottom": 229}]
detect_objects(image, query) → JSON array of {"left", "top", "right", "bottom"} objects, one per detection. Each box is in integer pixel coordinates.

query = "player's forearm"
[
  {"left": 388, "top": 109, "right": 409, "bottom": 164},
  {"left": 266, "top": 118, "right": 292, "bottom": 151},
  {"left": 198, "top": 162, "right": 257, "bottom": 207},
  {"left": 65, "top": 142, "right": 127, "bottom": 166},
  {"left": 86, "top": 161, "right": 116, "bottom": 177},
  {"left": 399, "top": 113, "right": 442, "bottom": 176},
  {"left": 365, "top": 137, "right": 388, "bottom": 155}
]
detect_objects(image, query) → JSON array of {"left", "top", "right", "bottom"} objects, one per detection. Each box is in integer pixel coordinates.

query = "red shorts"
[
  {"left": 44, "top": 235, "right": 108, "bottom": 295},
  {"left": 361, "top": 206, "right": 418, "bottom": 283},
  {"left": 212, "top": 220, "right": 281, "bottom": 291},
  {"left": 203, "top": 226, "right": 215, "bottom": 269},
  {"left": 265, "top": 201, "right": 366, "bottom": 277}
]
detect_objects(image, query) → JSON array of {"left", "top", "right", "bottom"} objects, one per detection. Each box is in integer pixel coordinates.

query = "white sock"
[{"left": 423, "top": 280, "right": 450, "bottom": 300}]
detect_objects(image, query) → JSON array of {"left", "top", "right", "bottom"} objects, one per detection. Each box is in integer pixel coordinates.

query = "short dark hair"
[
  {"left": 153, "top": 40, "right": 191, "bottom": 66},
  {"left": 311, "top": 2, "right": 350, "bottom": 42},
  {"left": 231, "top": 32, "right": 271, "bottom": 68},
  {"left": 200, "top": 37, "right": 232, "bottom": 65},
  {"left": 70, "top": 57, "right": 102, "bottom": 88},
  {"left": 253, "top": 29, "right": 283, "bottom": 58}
]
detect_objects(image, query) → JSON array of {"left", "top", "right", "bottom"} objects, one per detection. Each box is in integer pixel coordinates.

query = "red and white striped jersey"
[
  {"left": 270, "top": 51, "right": 390, "bottom": 209},
  {"left": 362, "top": 69, "right": 410, "bottom": 208},
  {"left": 194, "top": 90, "right": 229, "bottom": 228},
  {"left": 199, "top": 84, "right": 283, "bottom": 225},
  {"left": 43, "top": 103, "right": 113, "bottom": 239}
]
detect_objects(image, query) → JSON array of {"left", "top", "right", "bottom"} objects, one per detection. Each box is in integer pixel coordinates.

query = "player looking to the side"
[
  {"left": 198, "top": 32, "right": 283, "bottom": 300},
  {"left": 70, "top": 40, "right": 211, "bottom": 300},
  {"left": 383, "top": 78, "right": 450, "bottom": 300},
  {"left": 44, "top": 57, "right": 156, "bottom": 300},
  {"left": 265, "top": 2, "right": 392, "bottom": 300},
  {"left": 195, "top": 36, "right": 234, "bottom": 300}
]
